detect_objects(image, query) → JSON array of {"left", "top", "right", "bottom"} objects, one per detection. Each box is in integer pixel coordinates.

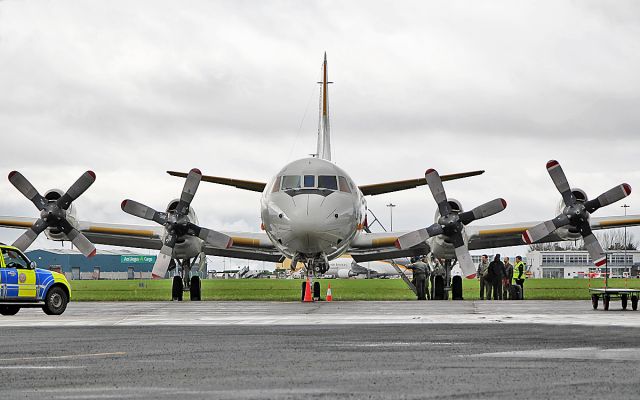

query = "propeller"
[
  {"left": 121, "top": 168, "right": 233, "bottom": 279},
  {"left": 8, "top": 171, "right": 97, "bottom": 257},
  {"left": 522, "top": 160, "right": 631, "bottom": 267},
  {"left": 395, "top": 169, "right": 507, "bottom": 278}
]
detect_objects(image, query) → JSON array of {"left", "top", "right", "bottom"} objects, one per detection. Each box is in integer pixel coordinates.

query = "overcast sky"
[{"left": 1, "top": 0, "right": 639, "bottom": 269}]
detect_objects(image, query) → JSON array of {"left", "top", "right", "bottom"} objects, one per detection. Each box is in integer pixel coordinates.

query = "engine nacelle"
[
  {"left": 165, "top": 199, "right": 203, "bottom": 259},
  {"left": 166, "top": 199, "right": 199, "bottom": 225},
  {"left": 552, "top": 188, "right": 588, "bottom": 241},
  {"left": 337, "top": 269, "right": 351, "bottom": 279},
  {"left": 433, "top": 198, "right": 463, "bottom": 223},
  {"left": 42, "top": 189, "right": 79, "bottom": 241}
]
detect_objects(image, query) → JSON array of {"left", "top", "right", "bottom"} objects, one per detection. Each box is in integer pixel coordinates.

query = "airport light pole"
[
  {"left": 622, "top": 204, "right": 630, "bottom": 275},
  {"left": 387, "top": 203, "right": 396, "bottom": 232}
]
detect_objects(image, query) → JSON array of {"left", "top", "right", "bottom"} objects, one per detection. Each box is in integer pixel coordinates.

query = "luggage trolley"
[{"left": 589, "top": 288, "right": 640, "bottom": 311}]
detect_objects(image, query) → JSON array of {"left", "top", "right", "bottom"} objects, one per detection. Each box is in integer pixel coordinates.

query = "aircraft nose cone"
[{"left": 285, "top": 194, "right": 338, "bottom": 254}]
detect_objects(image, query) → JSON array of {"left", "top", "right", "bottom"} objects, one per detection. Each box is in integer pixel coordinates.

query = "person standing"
[
  {"left": 476, "top": 255, "right": 490, "bottom": 300},
  {"left": 514, "top": 256, "right": 527, "bottom": 298},
  {"left": 488, "top": 254, "right": 505, "bottom": 300},
  {"left": 409, "top": 256, "right": 429, "bottom": 300},
  {"left": 503, "top": 257, "right": 513, "bottom": 300}
]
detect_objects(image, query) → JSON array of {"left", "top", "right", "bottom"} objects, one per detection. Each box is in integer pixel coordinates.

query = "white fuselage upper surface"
[{"left": 260, "top": 158, "right": 366, "bottom": 261}]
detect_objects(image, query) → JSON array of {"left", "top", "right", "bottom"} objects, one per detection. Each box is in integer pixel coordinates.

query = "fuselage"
[{"left": 261, "top": 157, "right": 366, "bottom": 263}]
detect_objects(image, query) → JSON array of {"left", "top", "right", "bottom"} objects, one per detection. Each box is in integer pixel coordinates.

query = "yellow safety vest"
[{"left": 514, "top": 261, "right": 526, "bottom": 280}]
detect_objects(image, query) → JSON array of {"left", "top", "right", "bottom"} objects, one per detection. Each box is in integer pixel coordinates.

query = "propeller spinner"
[
  {"left": 395, "top": 169, "right": 507, "bottom": 278},
  {"left": 8, "top": 171, "right": 97, "bottom": 257},
  {"left": 522, "top": 160, "right": 631, "bottom": 267},
  {"left": 121, "top": 168, "right": 232, "bottom": 279}
]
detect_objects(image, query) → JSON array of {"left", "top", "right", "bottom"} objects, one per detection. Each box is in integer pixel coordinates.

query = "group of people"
[{"left": 476, "top": 254, "right": 527, "bottom": 300}]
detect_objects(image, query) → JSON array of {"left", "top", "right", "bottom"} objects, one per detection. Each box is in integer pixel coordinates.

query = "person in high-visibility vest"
[{"left": 514, "top": 256, "right": 527, "bottom": 299}]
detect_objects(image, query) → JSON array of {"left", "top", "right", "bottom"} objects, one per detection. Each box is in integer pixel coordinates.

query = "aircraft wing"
[
  {"left": 0, "top": 216, "right": 283, "bottom": 262},
  {"left": 167, "top": 171, "right": 266, "bottom": 192},
  {"left": 348, "top": 231, "right": 429, "bottom": 262},
  {"left": 466, "top": 214, "right": 640, "bottom": 250},
  {"left": 358, "top": 170, "right": 484, "bottom": 196}
]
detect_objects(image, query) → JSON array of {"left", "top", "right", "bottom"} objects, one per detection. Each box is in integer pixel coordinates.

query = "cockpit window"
[
  {"left": 271, "top": 176, "right": 281, "bottom": 193},
  {"left": 281, "top": 175, "right": 301, "bottom": 190},
  {"left": 303, "top": 175, "right": 315, "bottom": 188},
  {"left": 338, "top": 176, "right": 351, "bottom": 193},
  {"left": 318, "top": 175, "right": 338, "bottom": 190}
]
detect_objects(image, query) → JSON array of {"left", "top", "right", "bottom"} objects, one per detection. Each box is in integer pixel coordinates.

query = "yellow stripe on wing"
[
  {"left": 88, "top": 226, "right": 156, "bottom": 237},
  {"left": 597, "top": 219, "right": 640, "bottom": 227},
  {"left": 0, "top": 220, "right": 33, "bottom": 228},
  {"left": 478, "top": 227, "right": 530, "bottom": 236}
]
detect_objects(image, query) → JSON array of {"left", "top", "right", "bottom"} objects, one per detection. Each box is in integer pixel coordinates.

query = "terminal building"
[
  {"left": 526, "top": 250, "right": 640, "bottom": 279},
  {"left": 26, "top": 248, "right": 156, "bottom": 280}
]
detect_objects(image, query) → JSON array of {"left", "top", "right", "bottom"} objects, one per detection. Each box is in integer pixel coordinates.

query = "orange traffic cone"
[
  {"left": 303, "top": 277, "right": 313, "bottom": 302},
  {"left": 326, "top": 283, "right": 332, "bottom": 302}
]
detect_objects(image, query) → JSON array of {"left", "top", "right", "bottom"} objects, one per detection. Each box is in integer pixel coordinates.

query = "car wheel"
[
  {"left": 43, "top": 286, "right": 68, "bottom": 315},
  {"left": 0, "top": 305, "right": 20, "bottom": 315}
]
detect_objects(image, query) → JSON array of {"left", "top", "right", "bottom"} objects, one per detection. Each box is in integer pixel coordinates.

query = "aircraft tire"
[
  {"left": 190, "top": 276, "right": 202, "bottom": 301},
  {"left": 42, "top": 286, "right": 68, "bottom": 315},
  {"left": 603, "top": 295, "right": 610, "bottom": 311},
  {"left": 632, "top": 296, "right": 638, "bottom": 311},
  {"left": 313, "top": 281, "right": 321, "bottom": 301},
  {"left": 172, "top": 276, "right": 183, "bottom": 301},
  {"left": 0, "top": 305, "right": 20, "bottom": 316},
  {"left": 621, "top": 294, "right": 628, "bottom": 310},
  {"left": 591, "top": 294, "right": 598, "bottom": 310}
]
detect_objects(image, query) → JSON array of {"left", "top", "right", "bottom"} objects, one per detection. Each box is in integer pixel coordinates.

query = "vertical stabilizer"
[{"left": 316, "top": 52, "right": 332, "bottom": 161}]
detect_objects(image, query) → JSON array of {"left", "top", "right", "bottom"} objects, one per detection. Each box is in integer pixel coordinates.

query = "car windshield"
[{"left": 2, "top": 249, "right": 30, "bottom": 269}]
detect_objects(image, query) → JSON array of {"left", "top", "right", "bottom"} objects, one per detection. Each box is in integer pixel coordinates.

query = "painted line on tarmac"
[
  {"left": 0, "top": 365, "right": 85, "bottom": 369},
  {"left": 0, "top": 352, "right": 127, "bottom": 362}
]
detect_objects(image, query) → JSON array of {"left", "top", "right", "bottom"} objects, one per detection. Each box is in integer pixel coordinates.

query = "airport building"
[
  {"left": 26, "top": 248, "right": 156, "bottom": 280},
  {"left": 526, "top": 250, "right": 640, "bottom": 279}
]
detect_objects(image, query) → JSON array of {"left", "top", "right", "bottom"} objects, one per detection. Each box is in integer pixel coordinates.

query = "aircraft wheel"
[
  {"left": 591, "top": 294, "right": 598, "bottom": 310},
  {"left": 603, "top": 295, "right": 610, "bottom": 311},
  {"left": 190, "top": 276, "right": 202, "bottom": 301},
  {"left": 631, "top": 296, "right": 638, "bottom": 311},
  {"left": 0, "top": 305, "right": 20, "bottom": 316},
  {"left": 313, "top": 281, "right": 321, "bottom": 301},
  {"left": 42, "top": 286, "right": 68, "bottom": 315},
  {"left": 621, "top": 294, "right": 628, "bottom": 310},
  {"left": 172, "top": 276, "right": 183, "bottom": 301}
]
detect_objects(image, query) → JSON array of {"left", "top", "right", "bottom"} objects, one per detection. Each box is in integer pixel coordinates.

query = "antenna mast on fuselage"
[{"left": 316, "top": 52, "right": 333, "bottom": 161}]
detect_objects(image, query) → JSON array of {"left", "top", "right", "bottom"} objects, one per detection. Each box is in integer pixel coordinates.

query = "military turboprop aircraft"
[{"left": 2, "top": 54, "right": 639, "bottom": 301}]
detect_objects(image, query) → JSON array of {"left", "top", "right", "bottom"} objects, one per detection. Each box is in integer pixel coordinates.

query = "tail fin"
[{"left": 316, "top": 52, "right": 332, "bottom": 161}]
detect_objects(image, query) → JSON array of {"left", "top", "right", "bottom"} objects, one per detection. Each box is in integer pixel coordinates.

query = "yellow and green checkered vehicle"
[{"left": 0, "top": 244, "right": 71, "bottom": 315}]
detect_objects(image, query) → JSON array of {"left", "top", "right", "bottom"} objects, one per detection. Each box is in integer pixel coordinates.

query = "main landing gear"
[{"left": 170, "top": 257, "right": 203, "bottom": 301}]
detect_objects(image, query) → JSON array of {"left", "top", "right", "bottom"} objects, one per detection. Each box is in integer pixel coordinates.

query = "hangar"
[
  {"left": 25, "top": 248, "right": 156, "bottom": 280},
  {"left": 527, "top": 250, "right": 640, "bottom": 279}
]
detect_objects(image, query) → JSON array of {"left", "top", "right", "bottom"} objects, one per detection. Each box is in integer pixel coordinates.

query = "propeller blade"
[
  {"left": 459, "top": 198, "right": 507, "bottom": 225},
  {"left": 425, "top": 169, "right": 451, "bottom": 217},
  {"left": 185, "top": 223, "right": 233, "bottom": 248},
  {"left": 8, "top": 171, "right": 47, "bottom": 211},
  {"left": 582, "top": 230, "right": 606, "bottom": 267},
  {"left": 12, "top": 219, "right": 48, "bottom": 251},
  {"left": 57, "top": 171, "right": 96, "bottom": 210},
  {"left": 522, "top": 214, "right": 571, "bottom": 244},
  {"left": 584, "top": 183, "right": 632, "bottom": 213},
  {"left": 454, "top": 246, "right": 476, "bottom": 279},
  {"left": 66, "top": 229, "right": 97, "bottom": 258},
  {"left": 152, "top": 244, "right": 174, "bottom": 279},
  {"left": 121, "top": 199, "right": 167, "bottom": 225},
  {"left": 546, "top": 160, "right": 576, "bottom": 206},
  {"left": 58, "top": 219, "right": 96, "bottom": 257},
  {"left": 395, "top": 224, "right": 443, "bottom": 249},
  {"left": 176, "top": 168, "right": 202, "bottom": 215}
]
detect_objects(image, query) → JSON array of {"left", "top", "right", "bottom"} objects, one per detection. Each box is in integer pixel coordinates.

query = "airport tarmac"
[{"left": 2, "top": 302, "right": 640, "bottom": 399}]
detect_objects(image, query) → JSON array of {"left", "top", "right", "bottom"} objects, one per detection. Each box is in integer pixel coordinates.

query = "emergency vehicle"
[{"left": 0, "top": 244, "right": 71, "bottom": 315}]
